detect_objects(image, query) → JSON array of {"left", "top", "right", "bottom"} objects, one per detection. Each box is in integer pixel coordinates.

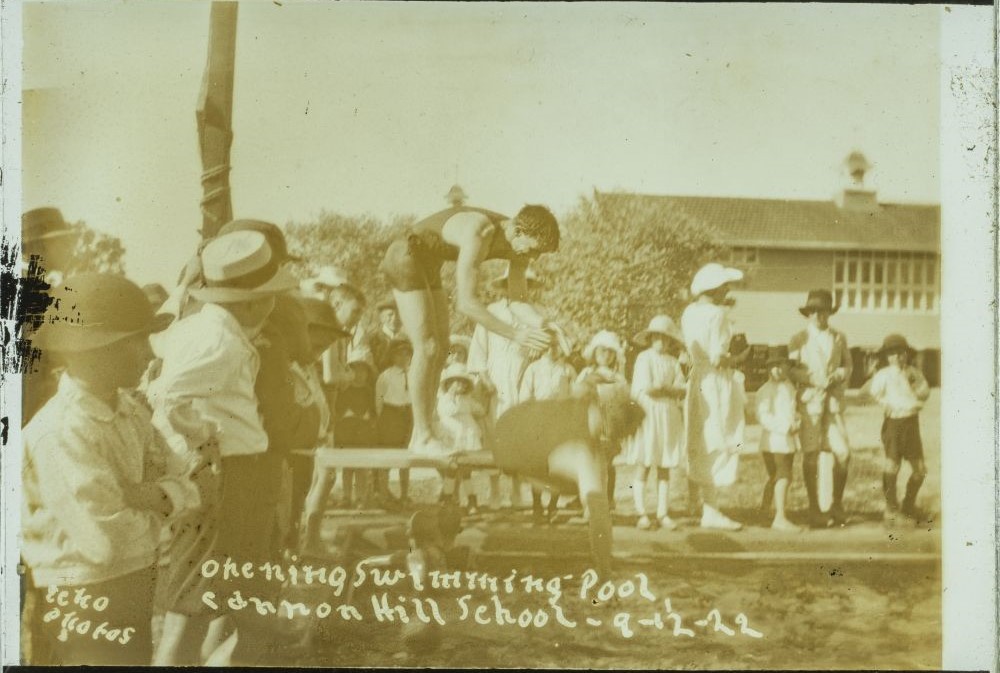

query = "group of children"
[{"left": 17, "top": 202, "right": 936, "bottom": 667}]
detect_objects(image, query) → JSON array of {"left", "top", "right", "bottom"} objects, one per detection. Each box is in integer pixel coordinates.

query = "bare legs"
[
  {"left": 392, "top": 288, "right": 449, "bottom": 451},
  {"left": 633, "top": 466, "right": 675, "bottom": 529}
]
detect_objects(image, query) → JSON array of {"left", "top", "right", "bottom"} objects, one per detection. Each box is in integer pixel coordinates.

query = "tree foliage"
[
  {"left": 283, "top": 193, "right": 727, "bottom": 345},
  {"left": 65, "top": 221, "right": 127, "bottom": 275}
]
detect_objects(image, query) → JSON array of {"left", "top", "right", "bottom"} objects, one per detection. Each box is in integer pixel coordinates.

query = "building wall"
[
  {"left": 740, "top": 248, "right": 835, "bottom": 292},
  {"left": 728, "top": 289, "right": 940, "bottom": 349}
]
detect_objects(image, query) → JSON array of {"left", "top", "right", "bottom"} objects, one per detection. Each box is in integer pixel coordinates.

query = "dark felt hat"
[
  {"left": 799, "top": 289, "right": 839, "bottom": 317},
  {"left": 878, "top": 333, "right": 916, "bottom": 357},
  {"left": 764, "top": 345, "right": 792, "bottom": 368},
  {"left": 34, "top": 273, "right": 173, "bottom": 352},
  {"left": 218, "top": 219, "right": 301, "bottom": 263},
  {"left": 22, "top": 207, "right": 76, "bottom": 245},
  {"left": 141, "top": 283, "right": 170, "bottom": 310},
  {"left": 301, "top": 297, "right": 351, "bottom": 339},
  {"left": 388, "top": 337, "right": 413, "bottom": 356}
]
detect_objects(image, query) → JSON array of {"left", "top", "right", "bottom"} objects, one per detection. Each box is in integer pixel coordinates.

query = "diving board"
[{"left": 298, "top": 447, "right": 498, "bottom": 553}]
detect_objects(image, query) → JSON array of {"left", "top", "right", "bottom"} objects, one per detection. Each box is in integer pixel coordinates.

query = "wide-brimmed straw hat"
[
  {"left": 690, "top": 263, "right": 744, "bottom": 297},
  {"left": 490, "top": 262, "right": 544, "bottom": 290},
  {"left": 582, "top": 330, "right": 624, "bottom": 362},
  {"left": 34, "top": 272, "right": 173, "bottom": 353},
  {"left": 218, "top": 218, "right": 301, "bottom": 263},
  {"left": 878, "top": 333, "right": 917, "bottom": 357},
  {"left": 188, "top": 231, "right": 299, "bottom": 304},
  {"left": 798, "top": 289, "right": 839, "bottom": 317},
  {"left": 634, "top": 315, "right": 683, "bottom": 348},
  {"left": 22, "top": 207, "right": 77, "bottom": 245},
  {"left": 440, "top": 362, "right": 475, "bottom": 388}
]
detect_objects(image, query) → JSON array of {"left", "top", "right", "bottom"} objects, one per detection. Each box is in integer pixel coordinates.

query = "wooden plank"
[{"left": 294, "top": 447, "right": 497, "bottom": 470}]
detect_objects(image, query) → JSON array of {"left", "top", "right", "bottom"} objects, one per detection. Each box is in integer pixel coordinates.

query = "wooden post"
[{"left": 196, "top": 2, "right": 238, "bottom": 241}]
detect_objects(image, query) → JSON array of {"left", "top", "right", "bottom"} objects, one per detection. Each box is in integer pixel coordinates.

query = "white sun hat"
[
  {"left": 634, "top": 314, "right": 683, "bottom": 347},
  {"left": 690, "top": 263, "right": 744, "bottom": 297},
  {"left": 582, "top": 329, "right": 625, "bottom": 361}
]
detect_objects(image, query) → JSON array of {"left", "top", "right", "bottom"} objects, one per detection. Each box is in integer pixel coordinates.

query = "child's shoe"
[{"left": 636, "top": 515, "right": 653, "bottom": 531}]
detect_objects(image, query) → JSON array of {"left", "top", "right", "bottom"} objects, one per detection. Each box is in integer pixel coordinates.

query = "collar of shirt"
[{"left": 54, "top": 373, "right": 135, "bottom": 423}]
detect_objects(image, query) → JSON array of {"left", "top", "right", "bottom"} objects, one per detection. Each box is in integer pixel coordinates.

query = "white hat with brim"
[
  {"left": 449, "top": 334, "right": 472, "bottom": 350},
  {"left": 188, "top": 230, "right": 300, "bottom": 304},
  {"left": 583, "top": 330, "right": 625, "bottom": 362},
  {"left": 634, "top": 315, "right": 683, "bottom": 348},
  {"left": 690, "top": 263, "right": 744, "bottom": 297},
  {"left": 441, "top": 363, "right": 475, "bottom": 387}
]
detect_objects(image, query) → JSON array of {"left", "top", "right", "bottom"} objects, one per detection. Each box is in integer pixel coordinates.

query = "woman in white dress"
[
  {"left": 628, "top": 315, "right": 687, "bottom": 530},
  {"left": 680, "top": 263, "right": 749, "bottom": 531}
]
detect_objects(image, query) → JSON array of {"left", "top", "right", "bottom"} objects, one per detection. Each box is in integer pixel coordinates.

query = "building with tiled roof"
[{"left": 596, "top": 154, "right": 940, "bottom": 385}]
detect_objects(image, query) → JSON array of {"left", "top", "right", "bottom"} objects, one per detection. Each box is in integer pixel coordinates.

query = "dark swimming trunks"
[{"left": 380, "top": 206, "right": 512, "bottom": 291}]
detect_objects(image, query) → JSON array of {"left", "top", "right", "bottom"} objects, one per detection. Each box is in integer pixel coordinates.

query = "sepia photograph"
[{"left": 1, "top": 1, "right": 996, "bottom": 669}]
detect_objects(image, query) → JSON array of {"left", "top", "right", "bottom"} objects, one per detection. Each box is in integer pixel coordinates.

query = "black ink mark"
[
  {"left": 0, "top": 416, "right": 8, "bottom": 445},
  {"left": 0, "top": 236, "right": 56, "bottom": 380}
]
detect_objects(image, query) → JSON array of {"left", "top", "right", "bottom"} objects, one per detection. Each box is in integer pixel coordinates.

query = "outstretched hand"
[{"left": 514, "top": 327, "right": 551, "bottom": 352}]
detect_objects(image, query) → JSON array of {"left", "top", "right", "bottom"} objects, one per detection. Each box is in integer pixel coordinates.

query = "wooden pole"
[{"left": 196, "top": 2, "right": 238, "bottom": 241}]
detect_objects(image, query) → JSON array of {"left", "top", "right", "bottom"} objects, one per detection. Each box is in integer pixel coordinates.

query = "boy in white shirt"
[
  {"left": 863, "top": 334, "right": 931, "bottom": 524},
  {"left": 23, "top": 273, "right": 193, "bottom": 666}
]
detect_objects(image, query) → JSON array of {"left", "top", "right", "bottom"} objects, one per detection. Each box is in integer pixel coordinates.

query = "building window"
[
  {"left": 726, "top": 246, "right": 759, "bottom": 268},
  {"left": 832, "top": 250, "right": 939, "bottom": 313}
]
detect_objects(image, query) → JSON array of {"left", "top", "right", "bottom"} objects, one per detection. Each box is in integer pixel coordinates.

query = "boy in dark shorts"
[
  {"left": 379, "top": 204, "right": 559, "bottom": 456},
  {"left": 863, "top": 334, "right": 931, "bottom": 524}
]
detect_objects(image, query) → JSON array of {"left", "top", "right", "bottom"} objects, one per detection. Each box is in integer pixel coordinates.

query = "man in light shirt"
[
  {"left": 145, "top": 230, "right": 297, "bottom": 665},
  {"left": 788, "top": 289, "right": 853, "bottom": 528},
  {"left": 862, "top": 334, "right": 931, "bottom": 525}
]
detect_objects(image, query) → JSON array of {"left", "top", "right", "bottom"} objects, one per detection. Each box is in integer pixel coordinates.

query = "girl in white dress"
[
  {"left": 628, "top": 316, "right": 687, "bottom": 530},
  {"left": 576, "top": 330, "right": 630, "bottom": 511},
  {"left": 680, "top": 263, "right": 749, "bottom": 531}
]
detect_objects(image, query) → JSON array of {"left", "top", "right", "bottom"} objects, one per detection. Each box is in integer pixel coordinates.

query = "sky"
[{"left": 21, "top": 1, "right": 941, "bottom": 286}]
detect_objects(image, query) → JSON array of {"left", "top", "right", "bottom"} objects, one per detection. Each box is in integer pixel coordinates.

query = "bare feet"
[{"left": 771, "top": 517, "right": 803, "bottom": 532}]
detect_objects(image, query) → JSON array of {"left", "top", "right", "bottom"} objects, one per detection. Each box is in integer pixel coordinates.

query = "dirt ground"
[
  {"left": 290, "top": 558, "right": 940, "bottom": 670},
  {"left": 289, "top": 390, "right": 941, "bottom": 669}
]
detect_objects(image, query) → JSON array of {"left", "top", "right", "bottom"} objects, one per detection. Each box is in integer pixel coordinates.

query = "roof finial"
[
  {"left": 446, "top": 184, "right": 468, "bottom": 207},
  {"left": 845, "top": 151, "right": 872, "bottom": 187}
]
